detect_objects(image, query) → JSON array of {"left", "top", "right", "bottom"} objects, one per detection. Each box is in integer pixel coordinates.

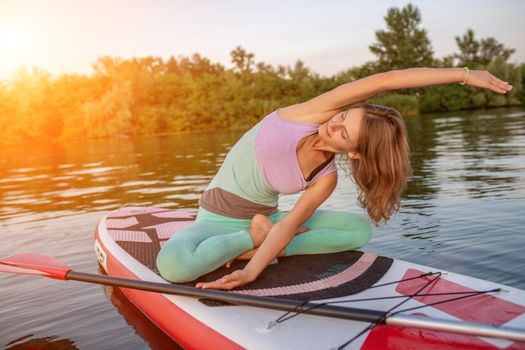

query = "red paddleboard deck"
[{"left": 94, "top": 207, "right": 525, "bottom": 349}]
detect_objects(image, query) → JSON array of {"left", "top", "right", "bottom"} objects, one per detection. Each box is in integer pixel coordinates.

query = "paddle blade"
[{"left": 0, "top": 254, "right": 71, "bottom": 280}]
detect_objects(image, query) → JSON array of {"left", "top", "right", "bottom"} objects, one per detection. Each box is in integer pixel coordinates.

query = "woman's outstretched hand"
[
  {"left": 196, "top": 269, "right": 252, "bottom": 290},
  {"left": 466, "top": 70, "right": 513, "bottom": 94}
]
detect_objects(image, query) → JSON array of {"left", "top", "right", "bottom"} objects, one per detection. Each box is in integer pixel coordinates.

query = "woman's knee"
[
  {"left": 156, "top": 244, "right": 197, "bottom": 283},
  {"left": 339, "top": 215, "right": 372, "bottom": 250},
  {"left": 352, "top": 219, "right": 372, "bottom": 248}
]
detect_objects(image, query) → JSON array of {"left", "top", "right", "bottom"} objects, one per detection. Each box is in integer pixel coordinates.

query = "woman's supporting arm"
[{"left": 242, "top": 174, "right": 337, "bottom": 282}]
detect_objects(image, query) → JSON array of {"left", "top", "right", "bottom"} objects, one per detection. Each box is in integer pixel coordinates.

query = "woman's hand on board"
[
  {"left": 196, "top": 269, "right": 252, "bottom": 290},
  {"left": 465, "top": 70, "right": 513, "bottom": 94}
]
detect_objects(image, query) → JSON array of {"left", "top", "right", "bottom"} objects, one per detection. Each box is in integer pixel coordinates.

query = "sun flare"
[{"left": 0, "top": 21, "right": 34, "bottom": 69}]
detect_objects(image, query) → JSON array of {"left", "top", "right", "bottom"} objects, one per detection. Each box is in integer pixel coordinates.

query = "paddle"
[{"left": 1, "top": 253, "right": 524, "bottom": 342}]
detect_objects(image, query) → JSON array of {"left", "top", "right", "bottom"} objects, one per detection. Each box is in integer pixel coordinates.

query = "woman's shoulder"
[{"left": 277, "top": 103, "right": 339, "bottom": 124}]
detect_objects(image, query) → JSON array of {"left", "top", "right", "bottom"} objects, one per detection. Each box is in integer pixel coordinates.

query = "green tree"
[
  {"left": 519, "top": 63, "right": 525, "bottom": 104},
  {"left": 453, "top": 29, "right": 481, "bottom": 67},
  {"left": 479, "top": 37, "right": 515, "bottom": 65},
  {"left": 80, "top": 81, "right": 134, "bottom": 138},
  {"left": 485, "top": 58, "right": 522, "bottom": 107},
  {"left": 369, "top": 3, "right": 434, "bottom": 71},
  {"left": 230, "top": 46, "right": 255, "bottom": 74},
  {"left": 453, "top": 28, "right": 515, "bottom": 67},
  {"left": 0, "top": 35, "right": 522, "bottom": 147},
  {"left": 4, "top": 67, "right": 61, "bottom": 143}
]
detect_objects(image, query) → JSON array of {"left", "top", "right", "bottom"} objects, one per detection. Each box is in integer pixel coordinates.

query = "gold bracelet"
[{"left": 459, "top": 67, "right": 469, "bottom": 85}]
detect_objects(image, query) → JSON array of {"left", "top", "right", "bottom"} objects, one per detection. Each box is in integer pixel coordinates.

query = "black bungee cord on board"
[{"left": 264, "top": 271, "right": 502, "bottom": 349}]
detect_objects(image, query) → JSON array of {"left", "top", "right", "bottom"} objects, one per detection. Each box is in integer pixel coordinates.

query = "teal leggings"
[{"left": 156, "top": 208, "right": 372, "bottom": 283}]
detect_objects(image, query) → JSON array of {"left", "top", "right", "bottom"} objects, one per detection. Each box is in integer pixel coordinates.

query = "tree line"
[{"left": 0, "top": 3, "right": 523, "bottom": 146}]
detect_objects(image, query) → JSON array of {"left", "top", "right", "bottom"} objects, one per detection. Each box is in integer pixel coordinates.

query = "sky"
[{"left": 0, "top": 0, "right": 524, "bottom": 80}]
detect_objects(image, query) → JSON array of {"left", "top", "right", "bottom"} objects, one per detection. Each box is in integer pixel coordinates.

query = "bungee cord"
[
  {"left": 388, "top": 287, "right": 501, "bottom": 317},
  {"left": 326, "top": 289, "right": 500, "bottom": 305},
  {"left": 268, "top": 272, "right": 440, "bottom": 327},
  {"left": 337, "top": 272, "right": 442, "bottom": 349},
  {"left": 367, "top": 271, "right": 438, "bottom": 289},
  {"left": 265, "top": 271, "right": 503, "bottom": 349}
]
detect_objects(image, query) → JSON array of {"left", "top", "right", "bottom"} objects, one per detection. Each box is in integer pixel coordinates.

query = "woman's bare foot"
[
  {"left": 247, "top": 214, "right": 273, "bottom": 247},
  {"left": 296, "top": 226, "right": 309, "bottom": 235},
  {"left": 247, "top": 214, "right": 310, "bottom": 247}
]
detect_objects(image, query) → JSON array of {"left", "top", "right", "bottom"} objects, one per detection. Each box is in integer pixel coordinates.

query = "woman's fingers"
[
  {"left": 196, "top": 277, "right": 231, "bottom": 289},
  {"left": 196, "top": 270, "right": 247, "bottom": 290},
  {"left": 490, "top": 80, "right": 512, "bottom": 94},
  {"left": 468, "top": 70, "right": 512, "bottom": 94},
  {"left": 197, "top": 279, "right": 239, "bottom": 290},
  {"left": 502, "top": 82, "right": 513, "bottom": 92},
  {"left": 486, "top": 72, "right": 513, "bottom": 94},
  {"left": 209, "top": 281, "right": 239, "bottom": 290},
  {"left": 489, "top": 76, "right": 512, "bottom": 93},
  {"left": 488, "top": 81, "right": 504, "bottom": 93},
  {"left": 196, "top": 280, "right": 231, "bottom": 289}
]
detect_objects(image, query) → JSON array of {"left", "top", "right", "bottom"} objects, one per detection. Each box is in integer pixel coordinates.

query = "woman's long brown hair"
[{"left": 349, "top": 104, "right": 412, "bottom": 225}]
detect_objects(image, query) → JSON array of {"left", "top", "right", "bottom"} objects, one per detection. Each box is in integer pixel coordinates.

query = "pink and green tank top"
[{"left": 199, "top": 110, "right": 337, "bottom": 219}]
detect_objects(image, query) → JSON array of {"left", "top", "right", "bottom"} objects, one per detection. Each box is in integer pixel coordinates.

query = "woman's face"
[{"left": 319, "top": 108, "right": 364, "bottom": 155}]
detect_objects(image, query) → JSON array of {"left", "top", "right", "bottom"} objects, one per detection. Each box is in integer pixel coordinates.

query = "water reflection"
[
  {"left": 450, "top": 110, "right": 520, "bottom": 197},
  {"left": 0, "top": 129, "right": 243, "bottom": 223},
  {"left": 100, "top": 272, "right": 183, "bottom": 350},
  {"left": 0, "top": 107, "right": 524, "bottom": 237},
  {"left": 399, "top": 108, "right": 524, "bottom": 224},
  {"left": 4, "top": 334, "right": 79, "bottom": 349}
]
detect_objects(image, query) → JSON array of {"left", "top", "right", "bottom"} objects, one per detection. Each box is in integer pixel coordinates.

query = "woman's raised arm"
[
  {"left": 384, "top": 67, "right": 513, "bottom": 94},
  {"left": 290, "top": 72, "right": 390, "bottom": 117},
  {"left": 293, "top": 67, "right": 512, "bottom": 120}
]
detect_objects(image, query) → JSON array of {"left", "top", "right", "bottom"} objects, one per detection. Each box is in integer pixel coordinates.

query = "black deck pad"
[{"left": 106, "top": 207, "right": 393, "bottom": 301}]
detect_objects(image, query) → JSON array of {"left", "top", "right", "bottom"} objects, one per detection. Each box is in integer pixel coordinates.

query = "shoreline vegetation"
[{"left": 0, "top": 3, "right": 523, "bottom": 147}]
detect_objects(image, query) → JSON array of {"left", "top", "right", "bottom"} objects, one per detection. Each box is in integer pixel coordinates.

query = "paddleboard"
[{"left": 94, "top": 206, "right": 525, "bottom": 349}]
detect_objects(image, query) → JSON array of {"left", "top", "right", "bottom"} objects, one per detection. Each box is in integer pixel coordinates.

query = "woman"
[{"left": 156, "top": 67, "right": 512, "bottom": 290}]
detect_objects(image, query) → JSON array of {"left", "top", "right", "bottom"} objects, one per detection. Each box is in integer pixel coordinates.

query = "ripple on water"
[
  {"left": 66, "top": 165, "right": 131, "bottom": 176},
  {"left": 58, "top": 186, "right": 114, "bottom": 198}
]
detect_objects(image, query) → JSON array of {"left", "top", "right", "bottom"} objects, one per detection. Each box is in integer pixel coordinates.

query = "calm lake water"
[{"left": 1, "top": 106, "right": 524, "bottom": 349}]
